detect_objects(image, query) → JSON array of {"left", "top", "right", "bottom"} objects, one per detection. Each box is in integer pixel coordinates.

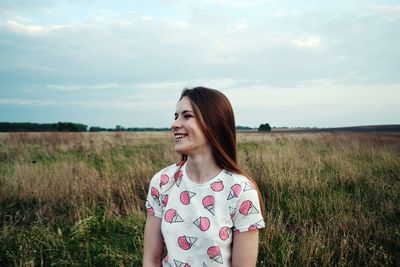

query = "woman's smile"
[{"left": 174, "top": 133, "right": 188, "bottom": 141}]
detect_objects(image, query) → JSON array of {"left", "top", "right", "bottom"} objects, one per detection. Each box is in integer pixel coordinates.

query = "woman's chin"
[{"left": 174, "top": 144, "right": 186, "bottom": 154}]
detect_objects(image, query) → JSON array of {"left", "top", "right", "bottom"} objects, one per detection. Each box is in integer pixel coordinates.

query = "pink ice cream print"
[
  {"left": 210, "top": 180, "right": 224, "bottom": 192},
  {"left": 173, "top": 259, "right": 191, "bottom": 267},
  {"left": 161, "top": 194, "right": 169, "bottom": 207},
  {"left": 193, "top": 216, "right": 210, "bottom": 231},
  {"left": 244, "top": 181, "right": 256, "bottom": 191},
  {"left": 164, "top": 209, "right": 184, "bottom": 223},
  {"left": 248, "top": 219, "right": 264, "bottom": 231},
  {"left": 219, "top": 226, "right": 230, "bottom": 241},
  {"left": 160, "top": 174, "right": 169, "bottom": 188},
  {"left": 232, "top": 227, "right": 240, "bottom": 234},
  {"left": 151, "top": 187, "right": 159, "bottom": 198},
  {"left": 176, "top": 161, "right": 185, "bottom": 167},
  {"left": 248, "top": 224, "right": 258, "bottom": 231},
  {"left": 239, "top": 200, "right": 259, "bottom": 215},
  {"left": 178, "top": 235, "right": 197, "bottom": 250},
  {"left": 174, "top": 170, "right": 183, "bottom": 187},
  {"left": 163, "top": 255, "right": 169, "bottom": 264},
  {"left": 180, "top": 190, "right": 196, "bottom": 205},
  {"left": 227, "top": 184, "right": 241, "bottom": 200},
  {"left": 202, "top": 195, "right": 215, "bottom": 215},
  {"left": 151, "top": 187, "right": 160, "bottom": 205},
  {"left": 146, "top": 207, "right": 154, "bottom": 216},
  {"left": 224, "top": 170, "right": 233, "bottom": 176},
  {"left": 145, "top": 202, "right": 154, "bottom": 216},
  {"left": 207, "top": 246, "right": 223, "bottom": 264}
]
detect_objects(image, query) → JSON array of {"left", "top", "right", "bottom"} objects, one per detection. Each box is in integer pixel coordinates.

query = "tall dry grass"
[{"left": 0, "top": 131, "right": 399, "bottom": 266}]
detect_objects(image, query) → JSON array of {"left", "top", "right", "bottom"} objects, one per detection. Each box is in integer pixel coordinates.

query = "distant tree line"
[
  {"left": 236, "top": 125, "right": 254, "bottom": 131},
  {"left": 90, "top": 125, "right": 262, "bottom": 131},
  {"left": 0, "top": 122, "right": 274, "bottom": 132},
  {"left": 0, "top": 122, "right": 173, "bottom": 132},
  {"left": 88, "top": 126, "right": 171, "bottom": 132},
  {"left": 0, "top": 122, "right": 88, "bottom": 132}
]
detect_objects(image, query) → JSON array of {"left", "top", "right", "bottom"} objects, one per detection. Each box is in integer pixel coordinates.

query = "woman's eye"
[{"left": 174, "top": 113, "right": 193, "bottom": 120}]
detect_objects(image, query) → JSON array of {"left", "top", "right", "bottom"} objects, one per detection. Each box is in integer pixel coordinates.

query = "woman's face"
[{"left": 172, "top": 96, "right": 210, "bottom": 156}]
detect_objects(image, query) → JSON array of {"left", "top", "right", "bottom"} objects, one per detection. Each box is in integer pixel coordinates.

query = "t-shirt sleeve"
[
  {"left": 145, "top": 171, "right": 164, "bottom": 218},
  {"left": 232, "top": 180, "right": 265, "bottom": 233}
]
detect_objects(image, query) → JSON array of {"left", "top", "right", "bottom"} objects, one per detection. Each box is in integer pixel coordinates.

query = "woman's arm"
[
  {"left": 232, "top": 230, "right": 260, "bottom": 267},
  {"left": 142, "top": 215, "right": 164, "bottom": 267}
]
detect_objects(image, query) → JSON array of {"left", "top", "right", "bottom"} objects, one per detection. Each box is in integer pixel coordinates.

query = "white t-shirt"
[{"left": 145, "top": 161, "right": 265, "bottom": 267}]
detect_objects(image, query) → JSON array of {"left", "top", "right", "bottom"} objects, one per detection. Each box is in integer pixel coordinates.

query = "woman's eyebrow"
[{"left": 175, "top": 110, "right": 193, "bottom": 115}]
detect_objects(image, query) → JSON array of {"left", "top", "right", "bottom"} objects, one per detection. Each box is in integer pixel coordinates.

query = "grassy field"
[{"left": 0, "top": 131, "right": 399, "bottom": 266}]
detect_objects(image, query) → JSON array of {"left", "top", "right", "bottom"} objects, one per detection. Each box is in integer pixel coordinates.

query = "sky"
[{"left": 0, "top": 0, "right": 399, "bottom": 128}]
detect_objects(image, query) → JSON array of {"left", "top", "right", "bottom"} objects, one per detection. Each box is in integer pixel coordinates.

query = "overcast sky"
[{"left": 1, "top": 0, "right": 399, "bottom": 128}]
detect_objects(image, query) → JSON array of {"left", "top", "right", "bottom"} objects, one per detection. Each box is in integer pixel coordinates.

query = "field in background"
[{"left": 0, "top": 131, "right": 399, "bottom": 266}]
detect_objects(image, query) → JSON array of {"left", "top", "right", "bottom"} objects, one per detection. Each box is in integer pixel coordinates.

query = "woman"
[{"left": 143, "top": 87, "right": 265, "bottom": 267}]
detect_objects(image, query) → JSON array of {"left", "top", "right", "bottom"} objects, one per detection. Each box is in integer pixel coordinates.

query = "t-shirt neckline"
[{"left": 181, "top": 161, "right": 225, "bottom": 187}]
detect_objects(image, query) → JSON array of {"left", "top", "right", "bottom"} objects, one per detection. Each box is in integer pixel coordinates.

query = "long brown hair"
[{"left": 179, "top": 87, "right": 265, "bottom": 216}]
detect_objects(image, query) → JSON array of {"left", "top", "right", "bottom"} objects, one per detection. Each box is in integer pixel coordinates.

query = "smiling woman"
[{"left": 143, "top": 87, "right": 265, "bottom": 267}]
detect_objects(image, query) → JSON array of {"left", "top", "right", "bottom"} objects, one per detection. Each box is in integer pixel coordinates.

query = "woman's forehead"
[{"left": 176, "top": 96, "right": 193, "bottom": 112}]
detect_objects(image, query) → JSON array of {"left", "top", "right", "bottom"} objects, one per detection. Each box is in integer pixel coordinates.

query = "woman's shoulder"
[
  {"left": 221, "top": 170, "right": 252, "bottom": 184},
  {"left": 220, "top": 171, "right": 258, "bottom": 194},
  {"left": 149, "top": 161, "right": 184, "bottom": 191}
]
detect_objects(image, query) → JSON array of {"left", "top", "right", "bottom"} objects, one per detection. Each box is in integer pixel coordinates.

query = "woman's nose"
[{"left": 172, "top": 118, "right": 181, "bottom": 130}]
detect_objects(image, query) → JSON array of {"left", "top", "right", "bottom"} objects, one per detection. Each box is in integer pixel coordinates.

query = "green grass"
[
  {"left": 0, "top": 132, "right": 399, "bottom": 266},
  {"left": 0, "top": 211, "right": 145, "bottom": 266}
]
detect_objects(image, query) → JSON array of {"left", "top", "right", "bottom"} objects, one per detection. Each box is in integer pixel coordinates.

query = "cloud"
[
  {"left": 370, "top": 4, "right": 400, "bottom": 17},
  {"left": 167, "top": 0, "right": 272, "bottom": 8},
  {"left": 0, "top": 98, "right": 174, "bottom": 111},
  {"left": 224, "top": 82, "right": 400, "bottom": 110},
  {"left": 292, "top": 36, "right": 321, "bottom": 48},
  {"left": 137, "top": 79, "right": 238, "bottom": 90},
  {"left": 4, "top": 3, "right": 393, "bottom": 86},
  {"left": 3, "top": 19, "right": 69, "bottom": 36},
  {"left": 168, "top": 19, "right": 189, "bottom": 29},
  {"left": 0, "top": 98, "right": 58, "bottom": 106},
  {"left": 0, "top": 63, "right": 54, "bottom": 73},
  {"left": 4, "top": 20, "right": 49, "bottom": 35},
  {"left": 210, "top": 0, "right": 273, "bottom": 7},
  {"left": 40, "top": 79, "right": 237, "bottom": 93},
  {"left": 45, "top": 83, "right": 127, "bottom": 92}
]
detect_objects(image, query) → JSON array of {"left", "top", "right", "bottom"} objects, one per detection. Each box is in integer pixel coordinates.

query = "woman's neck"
[{"left": 186, "top": 152, "right": 222, "bottom": 184}]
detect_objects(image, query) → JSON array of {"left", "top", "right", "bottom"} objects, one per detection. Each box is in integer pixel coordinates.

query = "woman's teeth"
[{"left": 175, "top": 134, "right": 186, "bottom": 139}]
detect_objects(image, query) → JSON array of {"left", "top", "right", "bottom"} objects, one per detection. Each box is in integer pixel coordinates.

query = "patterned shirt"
[{"left": 145, "top": 161, "right": 265, "bottom": 267}]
